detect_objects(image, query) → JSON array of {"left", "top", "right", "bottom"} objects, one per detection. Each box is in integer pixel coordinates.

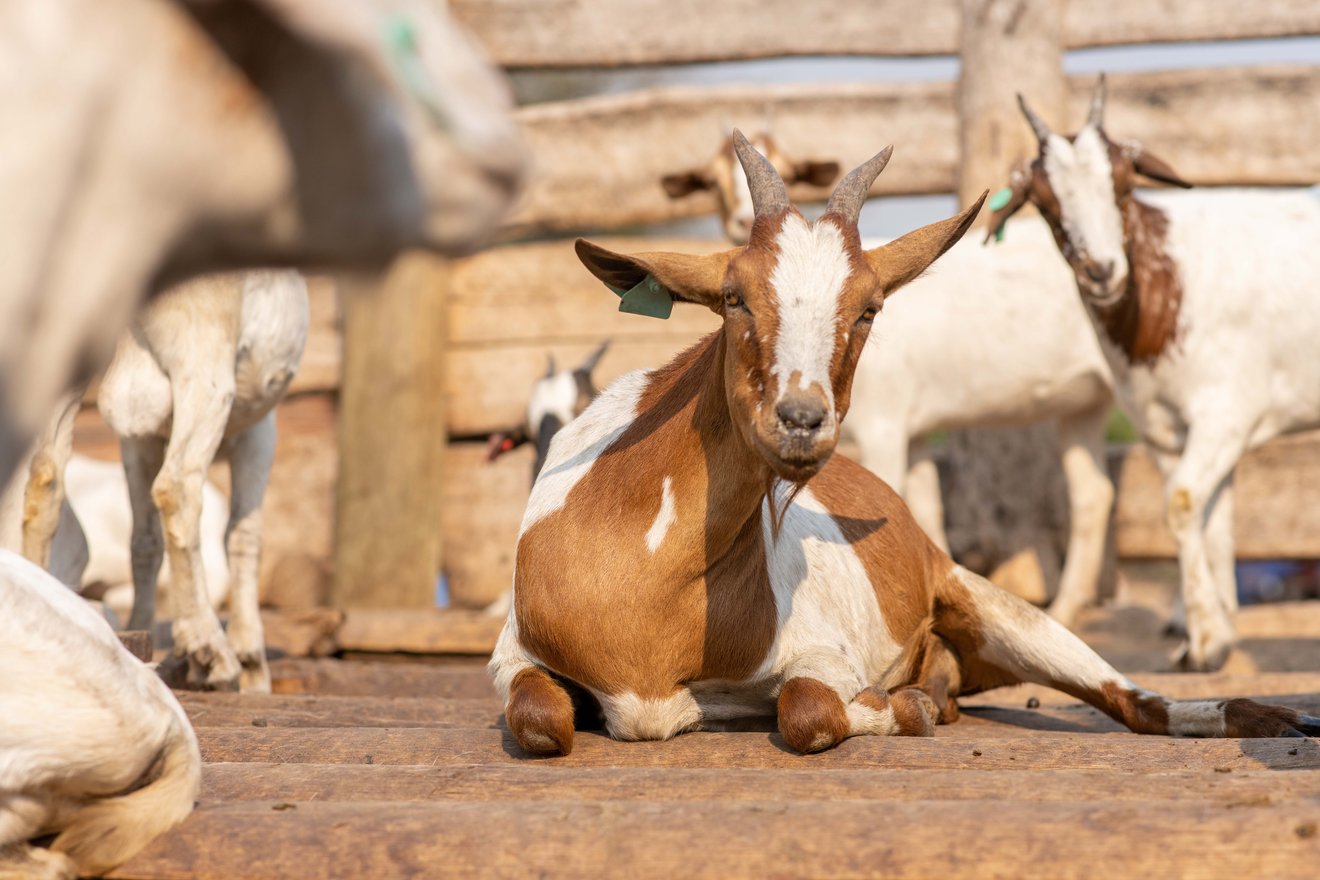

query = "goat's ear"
[
  {"left": 575, "top": 239, "right": 730, "bottom": 312},
  {"left": 661, "top": 169, "right": 716, "bottom": 199},
  {"left": 789, "top": 160, "right": 841, "bottom": 188},
  {"left": 983, "top": 162, "right": 1034, "bottom": 244},
  {"left": 866, "top": 191, "right": 986, "bottom": 296},
  {"left": 1125, "top": 143, "right": 1192, "bottom": 189}
]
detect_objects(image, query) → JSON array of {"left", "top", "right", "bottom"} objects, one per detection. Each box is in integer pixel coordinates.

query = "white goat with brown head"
[
  {"left": 490, "top": 133, "right": 1318, "bottom": 755},
  {"left": 987, "top": 76, "right": 1320, "bottom": 671}
]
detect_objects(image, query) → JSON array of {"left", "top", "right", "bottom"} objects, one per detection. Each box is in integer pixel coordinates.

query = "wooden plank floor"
[{"left": 112, "top": 627, "right": 1320, "bottom": 879}]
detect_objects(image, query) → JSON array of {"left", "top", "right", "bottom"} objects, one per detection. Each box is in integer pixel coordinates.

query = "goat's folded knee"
[
  {"left": 846, "top": 685, "right": 937, "bottom": 739},
  {"left": 777, "top": 677, "right": 851, "bottom": 753},
  {"left": 505, "top": 667, "right": 575, "bottom": 756}
]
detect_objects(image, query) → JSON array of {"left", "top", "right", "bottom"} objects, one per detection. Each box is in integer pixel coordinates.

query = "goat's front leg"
[
  {"left": 155, "top": 377, "right": 239, "bottom": 691},
  {"left": 1164, "top": 417, "right": 1251, "bottom": 672},
  {"left": 904, "top": 436, "right": 949, "bottom": 553},
  {"left": 775, "top": 653, "right": 936, "bottom": 753},
  {"left": 20, "top": 390, "right": 81, "bottom": 571},
  {"left": 1048, "top": 404, "right": 1114, "bottom": 628},
  {"left": 123, "top": 438, "right": 167, "bottom": 631},
  {"left": 224, "top": 412, "right": 277, "bottom": 694}
]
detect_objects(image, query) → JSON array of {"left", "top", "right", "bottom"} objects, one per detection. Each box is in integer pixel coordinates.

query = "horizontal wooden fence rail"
[
  {"left": 452, "top": 0, "right": 1320, "bottom": 68},
  {"left": 507, "top": 65, "right": 1320, "bottom": 233}
]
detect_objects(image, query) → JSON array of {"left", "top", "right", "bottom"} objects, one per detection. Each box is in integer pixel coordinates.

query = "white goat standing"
[
  {"left": 0, "top": 548, "right": 200, "bottom": 879},
  {"left": 26, "top": 271, "right": 309, "bottom": 693},
  {"left": 665, "top": 133, "right": 1116, "bottom": 624},
  {"left": 988, "top": 77, "right": 1320, "bottom": 670}
]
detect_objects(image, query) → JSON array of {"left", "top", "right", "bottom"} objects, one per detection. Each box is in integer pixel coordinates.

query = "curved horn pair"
[
  {"left": 1018, "top": 74, "right": 1107, "bottom": 144},
  {"left": 731, "top": 129, "right": 892, "bottom": 228}
]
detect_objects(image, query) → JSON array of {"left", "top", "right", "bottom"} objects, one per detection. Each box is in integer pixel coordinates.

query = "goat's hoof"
[
  {"left": 889, "top": 687, "right": 938, "bottom": 737},
  {"left": 238, "top": 653, "right": 272, "bottom": 694},
  {"left": 1173, "top": 637, "right": 1232, "bottom": 674}
]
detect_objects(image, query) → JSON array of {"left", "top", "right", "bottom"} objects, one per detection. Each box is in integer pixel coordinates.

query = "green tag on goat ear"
[
  {"left": 608, "top": 275, "right": 674, "bottom": 320},
  {"left": 989, "top": 186, "right": 1014, "bottom": 211}
]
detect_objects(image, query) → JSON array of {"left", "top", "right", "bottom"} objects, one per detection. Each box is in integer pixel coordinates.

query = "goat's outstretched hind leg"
[{"left": 939, "top": 566, "right": 1320, "bottom": 738}]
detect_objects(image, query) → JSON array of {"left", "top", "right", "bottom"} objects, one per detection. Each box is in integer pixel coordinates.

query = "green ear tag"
[
  {"left": 611, "top": 275, "right": 674, "bottom": 320},
  {"left": 381, "top": 15, "right": 449, "bottom": 129},
  {"left": 989, "top": 186, "right": 1014, "bottom": 243}
]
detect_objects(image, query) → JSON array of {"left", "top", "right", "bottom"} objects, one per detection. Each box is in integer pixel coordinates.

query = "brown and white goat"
[
  {"left": 986, "top": 76, "right": 1320, "bottom": 671},
  {"left": 662, "top": 130, "right": 840, "bottom": 245},
  {"left": 489, "top": 132, "right": 1319, "bottom": 755}
]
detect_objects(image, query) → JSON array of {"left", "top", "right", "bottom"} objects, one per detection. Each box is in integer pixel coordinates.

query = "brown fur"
[
  {"left": 515, "top": 335, "right": 778, "bottom": 699},
  {"left": 1222, "top": 699, "right": 1302, "bottom": 738},
  {"left": 1092, "top": 681, "right": 1171, "bottom": 735},
  {"left": 778, "top": 677, "right": 850, "bottom": 753},
  {"left": 1094, "top": 199, "right": 1182, "bottom": 363},
  {"left": 888, "top": 687, "right": 938, "bottom": 737},
  {"left": 506, "top": 667, "right": 577, "bottom": 756}
]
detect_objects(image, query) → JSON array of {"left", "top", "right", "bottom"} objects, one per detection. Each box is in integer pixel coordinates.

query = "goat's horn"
[
  {"left": 545, "top": 353, "right": 556, "bottom": 377},
  {"left": 825, "top": 145, "right": 893, "bottom": 226},
  {"left": 732, "top": 128, "right": 789, "bottom": 217},
  {"left": 1086, "top": 73, "right": 1107, "bottom": 129},
  {"left": 1017, "top": 94, "right": 1053, "bottom": 145},
  {"left": 578, "top": 340, "right": 609, "bottom": 375}
]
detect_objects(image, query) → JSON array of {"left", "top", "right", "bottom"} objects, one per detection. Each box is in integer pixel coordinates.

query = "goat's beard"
[{"left": 763, "top": 472, "right": 807, "bottom": 542}]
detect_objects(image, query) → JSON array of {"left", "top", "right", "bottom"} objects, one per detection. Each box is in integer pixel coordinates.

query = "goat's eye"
[
  {"left": 723, "top": 290, "right": 745, "bottom": 309},
  {"left": 857, "top": 305, "right": 878, "bottom": 325}
]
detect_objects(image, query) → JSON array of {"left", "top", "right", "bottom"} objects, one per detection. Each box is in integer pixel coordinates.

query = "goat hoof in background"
[{"left": 172, "top": 618, "right": 242, "bottom": 691}]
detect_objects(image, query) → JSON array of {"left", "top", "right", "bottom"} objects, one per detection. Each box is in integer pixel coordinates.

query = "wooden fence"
[{"left": 70, "top": 3, "right": 1320, "bottom": 613}]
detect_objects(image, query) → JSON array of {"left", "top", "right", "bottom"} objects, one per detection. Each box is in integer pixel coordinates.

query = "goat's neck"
[
  {"left": 1092, "top": 195, "right": 1182, "bottom": 365},
  {"left": 645, "top": 333, "right": 773, "bottom": 570}
]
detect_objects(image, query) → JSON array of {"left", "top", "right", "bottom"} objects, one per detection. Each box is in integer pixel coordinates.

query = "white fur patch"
[
  {"left": 527, "top": 370, "right": 579, "bottom": 433},
  {"left": 645, "top": 476, "right": 677, "bottom": 554},
  {"left": 1166, "top": 700, "right": 1227, "bottom": 738},
  {"left": 1042, "top": 128, "right": 1128, "bottom": 282},
  {"left": 769, "top": 215, "right": 851, "bottom": 411},
  {"left": 757, "top": 484, "right": 900, "bottom": 694},
  {"left": 520, "top": 370, "right": 649, "bottom": 534},
  {"left": 597, "top": 689, "right": 702, "bottom": 741}
]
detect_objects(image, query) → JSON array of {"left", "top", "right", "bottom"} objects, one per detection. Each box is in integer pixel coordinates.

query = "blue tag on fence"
[{"left": 607, "top": 275, "right": 673, "bottom": 320}]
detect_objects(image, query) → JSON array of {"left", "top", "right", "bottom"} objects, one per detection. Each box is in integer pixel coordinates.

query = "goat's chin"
[
  {"left": 1080, "top": 278, "right": 1128, "bottom": 308},
  {"left": 757, "top": 435, "right": 834, "bottom": 484}
]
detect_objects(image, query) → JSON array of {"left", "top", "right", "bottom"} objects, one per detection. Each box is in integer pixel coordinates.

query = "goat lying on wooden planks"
[
  {"left": 0, "top": 548, "right": 201, "bottom": 879},
  {"left": 663, "top": 129, "right": 841, "bottom": 246},
  {"left": 666, "top": 128, "right": 1116, "bottom": 626},
  {"left": 987, "top": 76, "right": 1320, "bottom": 671},
  {"left": 0, "top": 0, "right": 524, "bottom": 491},
  {"left": 23, "top": 271, "right": 309, "bottom": 693},
  {"left": 486, "top": 342, "right": 612, "bottom": 480},
  {"left": 489, "top": 132, "right": 1320, "bottom": 755}
]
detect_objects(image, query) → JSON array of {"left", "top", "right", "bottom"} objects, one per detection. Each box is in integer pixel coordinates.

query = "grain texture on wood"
[
  {"left": 200, "top": 762, "right": 1320, "bottom": 804},
  {"left": 333, "top": 254, "right": 448, "bottom": 609},
  {"left": 196, "top": 727, "right": 1320, "bottom": 771},
  {"left": 448, "top": 0, "right": 1320, "bottom": 67},
  {"left": 268, "top": 658, "right": 497, "bottom": 699},
  {"left": 110, "top": 798, "right": 1320, "bottom": 880},
  {"left": 507, "top": 67, "right": 1320, "bottom": 233},
  {"left": 178, "top": 694, "right": 502, "bottom": 730},
  {"left": 336, "top": 609, "right": 506, "bottom": 655}
]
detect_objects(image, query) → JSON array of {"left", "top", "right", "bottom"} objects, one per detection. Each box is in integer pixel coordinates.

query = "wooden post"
[
  {"left": 944, "top": 0, "right": 1072, "bottom": 604},
  {"left": 332, "top": 254, "right": 449, "bottom": 609}
]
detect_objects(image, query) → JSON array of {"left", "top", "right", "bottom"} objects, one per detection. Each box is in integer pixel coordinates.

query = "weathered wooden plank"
[
  {"left": 451, "top": 0, "right": 1320, "bottom": 68},
  {"left": 334, "top": 255, "right": 448, "bottom": 610},
  {"left": 200, "top": 762, "right": 1320, "bottom": 804},
  {"left": 178, "top": 694, "right": 502, "bottom": 729},
  {"left": 508, "top": 66, "right": 1320, "bottom": 233},
  {"left": 110, "top": 798, "right": 1320, "bottom": 880},
  {"left": 196, "top": 727, "right": 1320, "bottom": 771},
  {"left": 336, "top": 609, "right": 506, "bottom": 655},
  {"left": 1113, "top": 430, "right": 1320, "bottom": 559},
  {"left": 268, "top": 658, "right": 497, "bottom": 698}
]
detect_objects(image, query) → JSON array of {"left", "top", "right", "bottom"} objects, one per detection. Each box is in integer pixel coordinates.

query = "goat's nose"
[
  {"left": 776, "top": 395, "right": 826, "bottom": 432},
  {"left": 1085, "top": 260, "right": 1115, "bottom": 283}
]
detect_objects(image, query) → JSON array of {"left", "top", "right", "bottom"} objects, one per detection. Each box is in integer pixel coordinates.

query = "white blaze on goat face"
[
  {"left": 768, "top": 214, "right": 851, "bottom": 420},
  {"left": 1042, "top": 127, "right": 1129, "bottom": 301}
]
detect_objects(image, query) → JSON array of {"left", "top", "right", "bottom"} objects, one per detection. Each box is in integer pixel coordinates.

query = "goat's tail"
[
  {"left": 51, "top": 708, "right": 201, "bottom": 876},
  {"left": 936, "top": 565, "right": 1320, "bottom": 739}
]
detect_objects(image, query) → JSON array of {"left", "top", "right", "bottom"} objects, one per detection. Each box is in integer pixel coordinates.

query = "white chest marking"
[
  {"left": 645, "top": 476, "right": 677, "bottom": 554},
  {"left": 769, "top": 215, "right": 850, "bottom": 407}
]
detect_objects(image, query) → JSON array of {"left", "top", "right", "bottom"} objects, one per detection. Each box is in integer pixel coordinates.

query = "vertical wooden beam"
[
  {"left": 332, "top": 254, "right": 448, "bottom": 609},
  {"left": 944, "top": 0, "right": 1072, "bottom": 604}
]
